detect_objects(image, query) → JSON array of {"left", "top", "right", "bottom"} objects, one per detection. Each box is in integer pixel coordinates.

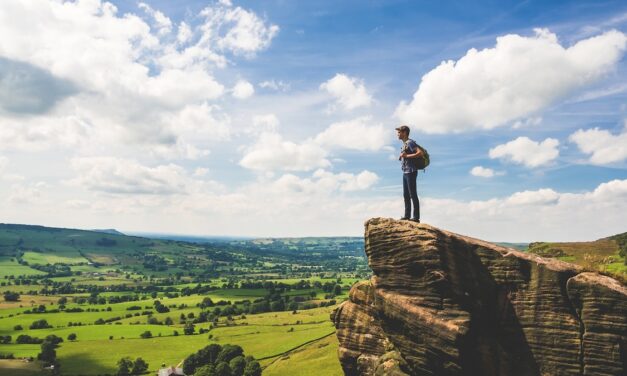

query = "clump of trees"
[
  {"left": 116, "top": 356, "right": 148, "bottom": 375},
  {"left": 139, "top": 331, "right": 152, "bottom": 339},
  {"left": 183, "top": 344, "right": 261, "bottom": 376},
  {"left": 29, "top": 319, "right": 52, "bottom": 329},
  {"left": 38, "top": 335, "right": 63, "bottom": 375},
  {"left": 3, "top": 291, "right": 20, "bottom": 301}
]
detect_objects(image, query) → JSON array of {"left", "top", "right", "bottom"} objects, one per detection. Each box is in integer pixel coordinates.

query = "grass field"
[
  {"left": 0, "top": 293, "right": 343, "bottom": 375},
  {"left": 53, "top": 319, "right": 336, "bottom": 374},
  {"left": 527, "top": 237, "right": 626, "bottom": 281},
  {"left": 21, "top": 251, "right": 88, "bottom": 266},
  {"left": 0, "top": 258, "right": 46, "bottom": 278},
  {"left": 263, "top": 334, "right": 342, "bottom": 376},
  {"left": 0, "top": 223, "right": 364, "bottom": 375},
  {"left": 0, "top": 359, "right": 49, "bottom": 376}
]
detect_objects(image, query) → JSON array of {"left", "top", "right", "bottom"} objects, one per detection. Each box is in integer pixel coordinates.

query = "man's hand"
[{"left": 400, "top": 152, "right": 408, "bottom": 158}]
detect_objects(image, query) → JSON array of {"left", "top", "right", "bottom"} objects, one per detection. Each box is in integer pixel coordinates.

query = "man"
[{"left": 396, "top": 125, "right": 422, "bottom": 222}]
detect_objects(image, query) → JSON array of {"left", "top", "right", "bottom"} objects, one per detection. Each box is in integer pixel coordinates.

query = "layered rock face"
[{"left": 332, "top": 218, "right": 627, "bottom": 376}]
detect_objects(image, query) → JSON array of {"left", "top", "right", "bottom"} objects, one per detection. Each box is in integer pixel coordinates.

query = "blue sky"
[{"left": 0, "top": 0, "right": 626, "bottom": 241}]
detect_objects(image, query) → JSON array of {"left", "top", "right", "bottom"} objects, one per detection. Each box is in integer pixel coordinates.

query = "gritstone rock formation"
[{"left": 332, "top": 218, "right": 627, "bottom": 376}]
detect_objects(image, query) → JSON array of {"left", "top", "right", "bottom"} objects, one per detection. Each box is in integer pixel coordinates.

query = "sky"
[{"left": 0, "top": 0, "right": 626, "bottom": 241}]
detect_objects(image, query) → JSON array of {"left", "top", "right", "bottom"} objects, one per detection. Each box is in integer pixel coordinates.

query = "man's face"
[{"left": 397, "top": 130, "right": 407, "bottom": 139}]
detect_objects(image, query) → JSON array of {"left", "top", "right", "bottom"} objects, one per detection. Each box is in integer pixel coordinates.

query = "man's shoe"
[
  {"left": 400, "top": 216, "right": 409, "bottom": 220},
  {"left": 410, "top": 218, "right": 420, "bottom": 223}
]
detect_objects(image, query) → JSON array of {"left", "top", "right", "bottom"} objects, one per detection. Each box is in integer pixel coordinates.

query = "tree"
[
  {"left": 164, "top": 317, "right": 174, "bottom": 325},
  {"left": 29, "top": 319, "right": 52, "bottom": 329},
  {"left": 116, "top": 357, "right": 133, "bottom": 376},
  {"left": 67, "top": 333, "right": 77, "bottom": 341},
  {"left": 214, "top": 362, "right": 232, "bottom": 376},
  {"left": 140, "top": 331, "right": 152, "bottom": 339},
  {"left": 184, "top": 322, "right": 195, "bottom": 335},
  {"left": 3, "top": 291, "right": 20, "bottom": 302},
  {"left": 182, "top": 353, "right": 199, "bottom": 375},
  {"left": 333, "top": 284, "right": 342, "bottom": 295},
  {"left": 229, "top": 356, "right": 246, "bottom": 376},
  {"left": 131, "top": 357, "right": 149, "bottom": 374},
  {"left": 243, "top": 360, "right": 261, "bottom": 376},
  {"left": 194, "top": 364, "right": 216, "bottom": 376},
  {"left": 38, "top": 341, "right": 56, "bottom": 364},
  {"left": 217, "top": 345, "right": 243, "bottom": 364}
]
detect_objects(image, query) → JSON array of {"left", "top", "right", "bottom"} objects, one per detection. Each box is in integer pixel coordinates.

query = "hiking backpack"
[
  {"left": 416, "top": 144, "right": 430, "bottom": 170},
  {"left": 405, "top": 139, "right": 430, "bottom": 170}
]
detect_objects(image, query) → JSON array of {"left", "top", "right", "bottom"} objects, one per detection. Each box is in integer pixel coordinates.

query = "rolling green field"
[
  {"left": 527, "top": 232, "right": 627, "bottom": 282},
  {"left": 0, "top": 223, "right": 365, "bottom": 375}
]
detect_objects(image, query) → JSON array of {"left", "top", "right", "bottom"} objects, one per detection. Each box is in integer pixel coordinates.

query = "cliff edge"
[{"left": 332, "top": 218, "right": 626, "bottom": 376}]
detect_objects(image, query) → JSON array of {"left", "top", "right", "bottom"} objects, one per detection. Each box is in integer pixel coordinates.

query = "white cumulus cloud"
[
  {"left": 470, "top": 166, "right": 496, "bottom": 177},
  {"left": 314, "top": 117, "right": 390, "bottom": 151},
  {"left": 0, "top": 0, "right": 277, "bottom": 158},
  {"left": 395, "top": 29, "right": 627, "bottom": 133},
  {"left": 239, "top": 132, "right": 330, "bottom": 172},
  {"left": 199, "top": 1, "right": 279, "bottom": 56},
  {"left": 320, "top": 74, "right": 373, "bottom": 110},
  {"left": 489, "top": 137, "right": 559, "bottom": 167},
  {"left": 69, "top": 157, "right": 189, "bottom": 195},
  {"left": 232, "top": 80, "right": 255, "bottom": 99},
  {"left": 569, "top": 122, "right": 627, "bottom": 165}
]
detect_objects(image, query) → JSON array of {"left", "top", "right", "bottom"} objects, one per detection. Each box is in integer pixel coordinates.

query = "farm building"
[{"left": 157, "top": 366, "right": 185, "bottom": 376}]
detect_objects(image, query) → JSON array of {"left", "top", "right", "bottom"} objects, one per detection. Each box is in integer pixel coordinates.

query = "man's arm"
[{"left": 400, "top": 143, "right": 423, "bottom": 159}]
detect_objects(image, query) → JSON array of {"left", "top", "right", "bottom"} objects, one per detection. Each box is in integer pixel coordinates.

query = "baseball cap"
[{"left": 395, "top": 125, "right": 410, "bottom": 133}]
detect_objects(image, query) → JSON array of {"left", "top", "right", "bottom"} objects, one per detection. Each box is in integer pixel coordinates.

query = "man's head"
[{"left": 396, "top": 125, "right": 410, "bottom": 140}]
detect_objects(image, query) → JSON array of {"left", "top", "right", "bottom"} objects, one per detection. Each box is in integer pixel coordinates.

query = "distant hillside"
[
  {"left": 0, "top": 222, "right": 368, "bottom": 280},
  {"left": 527, "top": 231, "right": 626, "bottom": 282},
  {"left": 494, "top": 242, "right": 528, "bottom": 251},
  {"left": 92, "top": 228, "right": 125, "bottom": 236}
]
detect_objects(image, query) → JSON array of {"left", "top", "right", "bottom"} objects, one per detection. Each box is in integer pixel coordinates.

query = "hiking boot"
[
  {"left": 399, "top": 216, "right": 409, "bottom": 220},
  {"left": 410, "top": 218, "right": 420, "bottom": 223}
]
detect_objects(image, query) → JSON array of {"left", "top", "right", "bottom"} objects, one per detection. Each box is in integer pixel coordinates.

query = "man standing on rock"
[{"left": 397, "top": 125, "right": 422, "bottom": 223}]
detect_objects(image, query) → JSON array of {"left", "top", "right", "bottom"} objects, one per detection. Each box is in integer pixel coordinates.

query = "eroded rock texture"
[{"left": 332, "top": 218, "right": 627, "bottom": 376}]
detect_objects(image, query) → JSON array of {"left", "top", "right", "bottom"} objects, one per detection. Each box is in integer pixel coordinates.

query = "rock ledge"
[{"left": 332, "top": 218, "right": 626, "bottom": 376}]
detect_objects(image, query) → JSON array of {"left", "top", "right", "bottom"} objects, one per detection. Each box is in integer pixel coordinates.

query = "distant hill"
[
  {"left": 494, "top": 242, "right": 528, "bottom": 251},
  {"left": 92, "top": 228, "right": 125, "bottom": 236},
  {"left": 527, "top": 231, "right": 626, "bottom": 282},
  {"left": 0, "top": 222, "right": 368, "bottom": 279}
]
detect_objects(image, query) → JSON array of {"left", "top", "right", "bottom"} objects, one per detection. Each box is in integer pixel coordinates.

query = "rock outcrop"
[{"left": 332, "top": 218, "right": 627, "bottom": 376}]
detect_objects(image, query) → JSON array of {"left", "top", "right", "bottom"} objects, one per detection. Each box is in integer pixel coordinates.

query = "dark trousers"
[{"left": 403, "top": 171, "right": 420, "bottom": 219}]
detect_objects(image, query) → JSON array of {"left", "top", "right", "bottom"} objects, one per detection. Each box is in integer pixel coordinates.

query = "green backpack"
[
  {"left": 406, "top": 139, "right": 430, "bottom": 170},
  {"left": 416, "top": 144, "right": 430, "bottom": 170}
]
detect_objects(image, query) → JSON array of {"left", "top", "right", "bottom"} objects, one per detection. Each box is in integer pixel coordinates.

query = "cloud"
[
  {"left": 69, "top": 157, "right": 190, "bottom": 195},
  {"left": 0, "top": 57, "right": 77, "bottom": 115},
  {"left": 505, "top": 188, "right": 559, "bottom": 205},
  {"left": 0, "top": 0, "right": 277, "bottom": 157},
  {"left": 320, "top": 73, "right": 373, "bottom": 110},
  {"left": 489, "top": 137, "right": 559, "bottom": 167},
  {"left": 239, "top": 132, "right": 330, "bottom": 172},
  {"left": 273, "top": 169, "right": 379, "bottom": 194},
  {"left": 250, "top": 114, "right": 280, "bottom": 133},
  {"left": 569, "top": 122, "right": 627, "bottom": 164},
  {"left": 314, "top": 117, "right": 390, "bottom": 151},
  {"left": 199, "top": 1, "right": 279, "bottom": 56},
  {"left": 138, "top": 2, "right": 172, "bottom": 35},
  {"left": 232, "top": 80, "right": 255, "bottom": 99},
  {"left": 259, "top": 79, "right": 290, "bottom": 91},
  {"left": 470, "top": 166, "right": 497, "bottom": 178},
  {"left": 395, "top": 29, "right": 627, "bottom": 133},
  {"left": 419, "top": 179, "right": 627, "bottom": 241},
  {"left": 8, "top": 182, "right": 48, "bottom": 204}
]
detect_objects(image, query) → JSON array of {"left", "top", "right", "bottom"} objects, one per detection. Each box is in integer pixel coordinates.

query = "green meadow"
[{"left": 0, "top": 223, "right": 366, "bottom": 375}]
